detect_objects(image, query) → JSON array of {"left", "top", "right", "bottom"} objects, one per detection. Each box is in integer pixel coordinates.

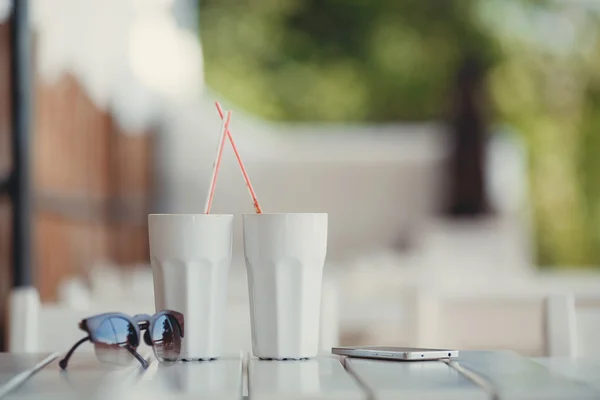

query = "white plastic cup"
[
  {"left": 243, "top": 213, "right": 328, "bottom": 359},
  {"left": 149, "top": 214, "right": 233, "bottom": 360}
]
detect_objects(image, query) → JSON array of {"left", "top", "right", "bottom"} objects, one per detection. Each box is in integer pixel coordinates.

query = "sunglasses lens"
[
  {"left": 151, "top": 314, "right": 182, "bottom": 361},
  {"left": 94, "top": 317, "right": 138, "bottom": 366}
]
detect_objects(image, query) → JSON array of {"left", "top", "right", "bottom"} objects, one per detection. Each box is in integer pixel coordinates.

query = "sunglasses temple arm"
[
  {"left": 59, "top": 336, "right": 90, "bottom": 370},
  {"left": 125, "top": 345, "right": 149, "bottom": 369}
]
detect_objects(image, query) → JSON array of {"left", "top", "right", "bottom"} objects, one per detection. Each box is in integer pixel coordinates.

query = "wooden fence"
[{"left": 0, "top": 22, "right": 154, "bottom": 329}]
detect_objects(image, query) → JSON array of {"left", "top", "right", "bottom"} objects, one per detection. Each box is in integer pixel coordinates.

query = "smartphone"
[{"left": 331, "top": 346, "right": 458, "bottom": 361}]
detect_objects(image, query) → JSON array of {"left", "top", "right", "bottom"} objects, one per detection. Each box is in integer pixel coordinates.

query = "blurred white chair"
[
  {"left": 123, "top": 264, "right": 155, "bottom": 302},
  {"left": 545, "top": 295, "right": 576, "bottom": 357},
  {"left": 61, "top": 264, "right": 155, "bottom": 311},
  {"left": 88, "top": 262, "right": 127, "bottom": 299},
  {"left": 546, "top": 294, "right": 600, "bottom": 357},
  {"left": 8, "top": 287, "right": 148, "bottom": 353},
  {"left": 320, "top": 278, "right": 340, "bottom": 351},
  {"left": 407, "top": 289, "right": 548, "bottom": 356},
  {"left": 11, "top": 295, "right": 250, "bottom": 355},
  {"left": 406, "top": 289, "right": 600, "bottom": 357},
  {"left": 9, "top": 278, "right": 340, "bottom": 354},
  {"left": 57, "top": 277, "right": 92, "bottom": 308},
  {"left": 419, "top": 216, "right": 534, "bottom": 285},
  {"left": 8, "top": 287, "right": 41, "bottom": 353}
]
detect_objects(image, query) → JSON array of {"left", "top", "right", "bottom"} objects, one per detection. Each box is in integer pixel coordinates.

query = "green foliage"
[
  {"left": 199, "top": 0, "right": 499, "bottom": 122},
  {"left": 486, "top": 0, "right": 600, "bottom": 267},
  {"left": 199, "top": 0, "right": 600, "bottom": 268}
]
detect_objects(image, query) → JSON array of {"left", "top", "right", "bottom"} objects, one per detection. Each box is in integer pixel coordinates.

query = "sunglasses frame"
[{"left": 59, "top": 310, "right": 185, "bottom": 370}]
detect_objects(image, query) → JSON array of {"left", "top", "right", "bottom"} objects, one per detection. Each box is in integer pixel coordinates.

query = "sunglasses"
[{"left": 59, "top": 310, "right": 184, "bottom": 370}]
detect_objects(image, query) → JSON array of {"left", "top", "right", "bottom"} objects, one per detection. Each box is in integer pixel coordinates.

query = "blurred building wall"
[
  {"left": 0, "top": 19, "right": 156, "bottom": 306},
  {"left": 33, "top": 74, "right": 154, "bottom": 301}
]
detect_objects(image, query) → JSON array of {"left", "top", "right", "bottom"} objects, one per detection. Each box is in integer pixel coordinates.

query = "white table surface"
[
  {"left": 3, "top": 353, "right": 142, "bottom": 400},
  {"left": 124, "top": 355, "right": 243, "bottom": 399},
  {"left": 0, "top": 354, "right": 57, "bottom": 398},
  {"left": 344, "top": 357, "right": 489, "bottom": 400},
  {"left": 1, "top": 351, "right": 599, "bottom": 399},
  {"left": 248, "top": 355, "right": 364, "bottom": 400},
  {"left": 450, "top": 351, "right": 599, "bottom": 400},
  {"left": 532, "top": 357, "right": 600, "bottom": 392}
]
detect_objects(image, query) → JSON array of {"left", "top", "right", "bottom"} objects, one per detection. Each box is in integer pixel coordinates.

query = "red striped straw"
[
  {"left": 203, "top": 110, "right": 232, "bottom": 214},
  {"left": 215, "top": 101, "right": 263, "bottom": 214}
]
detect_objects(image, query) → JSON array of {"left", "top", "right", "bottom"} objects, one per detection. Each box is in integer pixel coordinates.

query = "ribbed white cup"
[
  {"left": 149, "top": 214, "right": 233, "bottom": 360},
  {"left": 243, "top": 213, "right": 328, "bottom": 359}
]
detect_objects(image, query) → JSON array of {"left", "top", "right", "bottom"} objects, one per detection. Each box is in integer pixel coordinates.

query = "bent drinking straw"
[
  {"left": 215, "top": 101, "right": 263, "bottom": 214},
  {"left": 203, "top": 110, "right": 232, "bottom": 214}
]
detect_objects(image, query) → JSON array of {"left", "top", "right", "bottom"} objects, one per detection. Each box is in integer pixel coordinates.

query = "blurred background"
[{"left": 1, "top": 0, "right": 600, "bottom": 356}]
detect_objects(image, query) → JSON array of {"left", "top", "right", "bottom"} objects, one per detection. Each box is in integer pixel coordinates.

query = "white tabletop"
[
  {"left": 450, "top": 351, "right": 599, "bottom": 399},
  {"left": 0, "top": 354, "right": 57, "bottom": 398},
  {"left": 3, "top": 353, "right": 142, "bottom": 400},
  {"left": 344, "top": 357, "right": 489, "bottom": 400},
  {"left": 1, "top": 351, "right": 599, "bottom": 399},
  {"left": 247, "top": 355, "right": 365, "bottom": 400},
  {"left": 124, "top": 355, "right": 243, "bottom": 399},
  {"left": 532, "top": 357, "right": 600, "bottom": 393}
]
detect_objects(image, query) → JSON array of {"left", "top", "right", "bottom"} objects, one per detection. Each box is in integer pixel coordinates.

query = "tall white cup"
[
  {"left": 149, "top": 214, "right": 233, "bottom": 360},
  {"left": 243, "top": 213, "right": 328, "bottom": 359}
]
